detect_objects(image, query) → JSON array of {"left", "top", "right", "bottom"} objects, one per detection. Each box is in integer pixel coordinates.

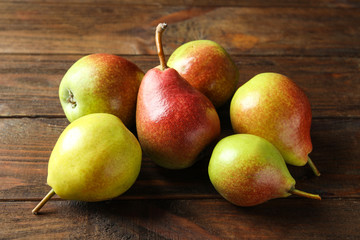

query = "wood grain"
[
  {"left": 4, "top": 0, "right": 360, "bottom": 8},
  {"left": 1, "top": 199, "right": 359, "bottom": 239},
  {"left": 1, "top": 117, "right": 359, "bottom": 200},
  {"left": 1, "top": 55, "right": 359, "bottom": 118},
  {"left": 1, "top": 3, "right": 359, "bottom": 56}
]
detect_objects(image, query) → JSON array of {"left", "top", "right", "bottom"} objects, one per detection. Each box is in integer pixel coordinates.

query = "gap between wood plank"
[
  {"left": 2, "top": 0, "right": 360, "bottom": 9},
  {"left": 1, "top": 115, "right": 359, "bottom": 120},
  {"left": 2, "top": 195, "right": 357, "bottom": 202}
]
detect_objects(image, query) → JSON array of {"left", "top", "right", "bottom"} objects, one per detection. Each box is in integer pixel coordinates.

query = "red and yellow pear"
[
  {"left": 59, "top": 53, "right": 144, "bottom": 127},
  {"left": 230, "top": 72, "right": 320, "bottom": 176},
  {"left": 167, "top": 40, "right": 239, "bottom": 108},
  {"left": 208, "top": 134, "right": 321, "bottom": 207}
]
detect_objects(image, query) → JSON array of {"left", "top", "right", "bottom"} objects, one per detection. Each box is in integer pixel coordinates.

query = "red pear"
[{"left": 136, "top": 23, "right": 221, "bottom": 169}]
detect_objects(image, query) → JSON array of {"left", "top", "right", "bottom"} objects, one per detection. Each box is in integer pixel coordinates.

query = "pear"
[
  {"left": 136, "top": 23, "right": 221, "bottom": 169},
  {"left": 208, "top": 134, "right": 321, "bottom": 207},
  {"left": 59, "top": 53, "right": 144, "bottom": 127},
  {"left": 230, "top": 72, "right": 320, "bottom": 176},
  {"left": 167, "top": 40, "right": 239, "bottom": 108},
  {"left": 32, "top": 113, "right": 142, "bottom": 214}
]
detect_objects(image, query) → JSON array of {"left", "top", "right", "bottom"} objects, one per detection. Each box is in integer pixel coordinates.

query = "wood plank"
[
  {"left": 4, "top": 0, "right": 360, "bottom": 8},
  {"left": 1, "top": 55, "right": 359, "bottom": 118},
  {"left": 1, "top": 199, "right": 359, "bottom": 239},
  {"left": 1, "top": 3, "right": 359, "bottom": 55},
  {"left": 0, "top": 117, "right": 359, "bottom": 199}
]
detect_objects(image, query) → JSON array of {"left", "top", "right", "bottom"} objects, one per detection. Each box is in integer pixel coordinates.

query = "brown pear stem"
[
  {"left": 308, "top": 157, "right": 321, "bottom": 177},
  {"left": 155, "top": 23, "right": 168, "bottom": 70},
  {"left": 290, "top": 188, "right": 321, "bottom": 200},
  {"left": 32, "top": 188, "right": 56, "bottom": 215}
]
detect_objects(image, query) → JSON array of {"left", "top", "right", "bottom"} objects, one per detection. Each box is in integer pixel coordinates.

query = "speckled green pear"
[
  {"left": 32, "top": 113, "right": 142, "bottom": 214},
  {"left": 208, "top": 134, "right": 321, "bottom": 207}
]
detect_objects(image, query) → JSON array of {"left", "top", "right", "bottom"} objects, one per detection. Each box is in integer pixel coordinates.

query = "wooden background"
[{"left": 1, "top": 0, "right": 360, "bottom": 239}]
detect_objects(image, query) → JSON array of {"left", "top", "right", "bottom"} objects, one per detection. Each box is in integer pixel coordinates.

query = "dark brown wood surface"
[{"left": 1, "top": 1, "right": 359, "bottom": 239}]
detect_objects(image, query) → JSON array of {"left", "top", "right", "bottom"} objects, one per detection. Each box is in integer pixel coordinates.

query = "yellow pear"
[{"left": 32, "top": 113, "right": 142, "bottom": 214}]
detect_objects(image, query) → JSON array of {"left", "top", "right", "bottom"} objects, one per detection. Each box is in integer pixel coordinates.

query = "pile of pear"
[{"left": 33, "top": 23, "right": 321, "bottom": 214}]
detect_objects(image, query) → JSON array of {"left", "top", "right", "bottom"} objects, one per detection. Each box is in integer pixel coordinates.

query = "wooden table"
[{"left": 1, "top": 1, "right": 359, "bottom": 239}]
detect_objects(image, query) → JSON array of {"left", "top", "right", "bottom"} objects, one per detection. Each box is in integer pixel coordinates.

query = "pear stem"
[
  {"left": 32, "top": 188, "right": 56, "bottom": 215},
  {"left": 155, "top": 23, "right": 168, "bottom": 71},
  {"left": 290, "top": 188, "right": 321, "bottom": 200},
  {"left": 308, "top": 157, "right": 321, "bottom": 177}
]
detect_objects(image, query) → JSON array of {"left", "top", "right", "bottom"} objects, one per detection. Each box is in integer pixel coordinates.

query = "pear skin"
[
  {"left": 230, "top": 73, "right": 320, "bottom": 175},
  {"left": 208, "top": 134, "right": 320, "bottom": 207},
  {"left": 167, "top": 40, "right": 239, "bottom": 108}
]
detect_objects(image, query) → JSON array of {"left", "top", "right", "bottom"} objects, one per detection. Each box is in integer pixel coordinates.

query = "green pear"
[
  {"left": 59, "top": 53, "right": 144, "bottom": 127},
  {"left": 230, "top": 72, "right": 320, "bottom": 176},
  {"left": 167, "top": 40, "right": 239, "bottom": 108},
  {"left": 136, "top": 24, "right": 221, "bottom": 169},
  {"left": 32, "top": 113, "right": 142, "bottom": 214},
  {"left": 208, "top": 134, "right": 321, "bottom": 207}
]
